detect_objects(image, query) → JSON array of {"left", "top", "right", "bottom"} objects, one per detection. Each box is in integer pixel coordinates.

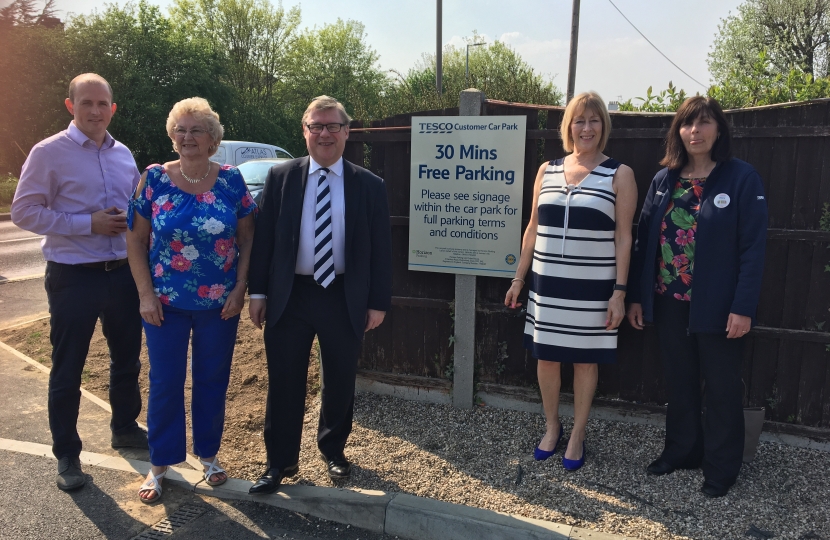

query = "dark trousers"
[
  {"left": 653, "top": 294, "right": 745, "bottom": 488},
  {"left": 262, "top": 276, "right": 362, "bottom": 470},
  {"left": 44, "top": 261, "right": 142, "bottom": 459},
  {"left": 143, "top": 306, "right": 239, "bottom": 466}
]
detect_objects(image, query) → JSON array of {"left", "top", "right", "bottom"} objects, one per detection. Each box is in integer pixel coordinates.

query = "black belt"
[
  {"left": 294, "top": 273, "right": 343, "bottom": 286},
  {"left": 76, "top": 259, "right": 129, "bottom": 271}
]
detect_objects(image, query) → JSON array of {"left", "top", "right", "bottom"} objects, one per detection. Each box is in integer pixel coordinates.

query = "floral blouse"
[
  {"left": 128, "top": 164, "right": 256, "bottom": 310},
  {"left": 655, "top": 176, "right": 706, "bottom": 301}
]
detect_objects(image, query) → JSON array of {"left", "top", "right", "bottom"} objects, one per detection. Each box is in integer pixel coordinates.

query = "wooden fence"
[{"left": 346, "top": 98, "right": 830, "bottom": 428}]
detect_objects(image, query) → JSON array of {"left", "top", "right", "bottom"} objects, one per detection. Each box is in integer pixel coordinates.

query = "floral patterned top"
[
  {"left": 128, "top": 164, "right": 256, "bottom": 310},
  {"left": 655, "top": 176, "right": 706, "bottom": 301}
]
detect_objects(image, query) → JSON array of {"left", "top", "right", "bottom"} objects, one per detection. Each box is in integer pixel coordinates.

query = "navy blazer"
[
  {"left": 628, "top": 158, "right": 768, "bottom": 333},
  {"left": 248, "top": 156, "right": 392, "bottom": 336}
]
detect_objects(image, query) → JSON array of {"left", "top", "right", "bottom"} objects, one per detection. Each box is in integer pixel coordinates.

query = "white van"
[{"left": 211, "top": 140, "right": 294, "bottom": 167}]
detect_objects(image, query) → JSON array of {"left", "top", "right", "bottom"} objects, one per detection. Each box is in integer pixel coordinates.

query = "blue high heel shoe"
[
  {"left": 562, "top": 441, "right": 586, "bottom": 471},
  {"left": 533, "top": 425, "right": 564, "bottom": 461}
]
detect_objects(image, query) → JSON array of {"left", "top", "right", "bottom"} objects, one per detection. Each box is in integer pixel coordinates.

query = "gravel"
[
  {"left": 277, "top": 393, "right": 830, "bottom": 540},
  {"left": 4, "top": 319, "right": 828, "bottom": 540}
]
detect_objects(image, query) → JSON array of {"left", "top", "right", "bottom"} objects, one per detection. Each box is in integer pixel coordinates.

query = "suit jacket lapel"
[
  {"left": 290, "top": 157, "right": 310, "bottom": 258},
  {"left": 343, "top": 160, "right": 360, "bottom": 258}
]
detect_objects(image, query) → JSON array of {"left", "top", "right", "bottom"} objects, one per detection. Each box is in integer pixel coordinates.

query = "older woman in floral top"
[{"left": 126, "top": 97, "right": 256, "bottom": 504}]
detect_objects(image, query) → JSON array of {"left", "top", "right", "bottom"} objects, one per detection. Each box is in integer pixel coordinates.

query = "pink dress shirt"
[{"left": 11, "top": 122, "right": 140, "bottom": 264}]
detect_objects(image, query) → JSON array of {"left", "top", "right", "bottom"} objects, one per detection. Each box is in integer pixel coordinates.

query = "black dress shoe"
[
  {"left": 646, "top": 458, "right": 676, "bottom": 476},
  {"left": 701, "top": 480, "right": 730, "bottom": 498},
  {"left": 56, "top": 456, "right": 86, "bottom": 491},
  {"left": 248, "top": 464, "right": 299, "bottom": 495},
  {"left": 322, "top": 453, "right": 351, "bottom": 479},
  {"left": 111, "top": 426, "right": 149, "bottom": 450}
]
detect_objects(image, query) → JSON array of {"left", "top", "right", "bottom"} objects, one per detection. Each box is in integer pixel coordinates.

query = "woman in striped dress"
[{"left": 505, "top": 92, "right": 637, "bottom": 470}]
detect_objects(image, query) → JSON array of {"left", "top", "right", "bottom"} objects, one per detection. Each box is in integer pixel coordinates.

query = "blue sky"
[{"left": 12, "top": 0, "right": 745, "bottom": 103}]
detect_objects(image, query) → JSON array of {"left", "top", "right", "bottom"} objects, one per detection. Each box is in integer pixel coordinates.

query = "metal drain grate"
[{"left": 131, "top": 504, "right": 207, "bottom": 539}]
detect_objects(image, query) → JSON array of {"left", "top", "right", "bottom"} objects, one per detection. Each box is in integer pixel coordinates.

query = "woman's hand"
[
  {"left": 221, "top": 283, "right": 246, "bottom": 320},
  {"left": 626, "top": 303, "right": 644, "bottom": 330},
  {"left": 606, "top": 291, "right": 626, "bottom": 330},
  {"left": 726, "top": 313, "right": 751, "bottom": 338},
  {"left": 139, "top": 293, "right": 164, "bottom": 326},
  {"left": 504, "top": 281, "right": 524, "bottom": 309}
]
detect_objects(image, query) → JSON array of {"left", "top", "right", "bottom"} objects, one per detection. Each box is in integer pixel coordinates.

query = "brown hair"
[
  {"left": 660, "top": 96, "right": 732, "bottom": 170},
  {"left": 302, "top": 95, "right": 352, "bottom": 126},
  {"left": 68, "top": 73, "right": 113, "bottom": 103},
  {"left": 560, "top": 92, "right": 611, "bottom": 153}
]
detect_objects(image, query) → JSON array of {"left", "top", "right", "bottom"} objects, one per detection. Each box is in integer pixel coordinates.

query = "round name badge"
[{"left": 713, "top": 193, "right": 730, "bottom": 208}]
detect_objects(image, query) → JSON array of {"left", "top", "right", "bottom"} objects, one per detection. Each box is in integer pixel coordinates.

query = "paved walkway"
[{"left": 0, "top": 341, "right": 629, "bottom": 540}]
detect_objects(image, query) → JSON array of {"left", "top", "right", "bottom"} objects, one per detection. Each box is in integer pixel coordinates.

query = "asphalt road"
[
  {"left": 0, "top": 220, "right": 46, "bottom": 281},
  {"left": 0, "top": 349, "right": 392, "bottom": 540}
]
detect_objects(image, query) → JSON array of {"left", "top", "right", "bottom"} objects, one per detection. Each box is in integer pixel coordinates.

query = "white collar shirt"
[{"left": 295, "top": 156, "right": 346, "bottom": 276}]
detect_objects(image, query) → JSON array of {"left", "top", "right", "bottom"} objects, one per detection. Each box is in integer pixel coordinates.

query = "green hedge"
[{"left": 0, "top": 174, "right": 18, "bottom": 213}]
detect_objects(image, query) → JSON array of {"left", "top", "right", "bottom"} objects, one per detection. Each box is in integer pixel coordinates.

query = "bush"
[{"left": 0, "top": 174, "right": 19, "bottom": 212}]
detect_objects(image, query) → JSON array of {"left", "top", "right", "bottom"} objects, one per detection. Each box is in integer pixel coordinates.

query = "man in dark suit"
[{"left": 247, "top": 95, "right": 392, "bottom": 494}]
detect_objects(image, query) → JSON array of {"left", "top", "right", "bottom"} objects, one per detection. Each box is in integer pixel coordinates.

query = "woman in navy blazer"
[{"left": 627, "top": 96, "right": 767, "bottom": 498}]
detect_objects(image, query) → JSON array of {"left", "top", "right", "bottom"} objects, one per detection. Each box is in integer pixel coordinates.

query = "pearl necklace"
[{"left": 180, "top": 162, "right": 211, "bottom": 184}]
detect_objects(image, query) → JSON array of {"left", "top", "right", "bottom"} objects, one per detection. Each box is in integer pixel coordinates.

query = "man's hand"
[
  {"left": 364, "top": 309, "right": 385, "bottom": 332},
  {"left": 249, "top": 298, "right": 267, "bottom": 329},
  {"left": 91, "top": 206, "right": 127, "bottom": 236}
]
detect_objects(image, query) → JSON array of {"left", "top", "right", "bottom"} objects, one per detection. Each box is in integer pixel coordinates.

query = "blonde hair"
[
  {"left": 166, "top": 97, "right": 224, "bottom": 156},
  {"left": 560, "top": 91, "right": 611, "bottom": 153},
  {"left": 68, "top": 73, "right": 113, "bottom": 103},
  {"left": 302, "top": 95, "right": 352, "bottom": 126}
]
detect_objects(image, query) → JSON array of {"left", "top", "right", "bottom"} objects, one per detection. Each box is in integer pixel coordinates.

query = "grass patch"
[
  {"left": 26, "top": 331, "right": 42, "bottom": 344},
  {"left": 0, "top": 174, "right": 18, "bottom": 212}
]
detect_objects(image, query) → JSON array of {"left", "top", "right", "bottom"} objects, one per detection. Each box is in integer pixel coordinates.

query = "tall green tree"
[
  {"left": 64, "top": 1, "right": 232, "bottom": 167},
  {"left": 0, "top": 3, "right": 67, "bottom": 173},
  {"left": 169, "top": 0, "right": 301, "bottom": 146},
  {"left": 708, "top": 0, "right": 830, "bottom": 82},
  {"left": 282, "top": 19, "right": 390, "bottom": 125},
  {"left": 384, "top": 34, "right": 562, "bottom": 115}
]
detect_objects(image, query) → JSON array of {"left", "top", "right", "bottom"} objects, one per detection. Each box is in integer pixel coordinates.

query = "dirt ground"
[{"left": 0, "top": 302, "right": 317, "bottom": 481}]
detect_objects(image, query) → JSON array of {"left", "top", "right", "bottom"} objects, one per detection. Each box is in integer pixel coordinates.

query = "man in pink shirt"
[{"left": 11, "top": 73, "right": 147, "bottom": 491}]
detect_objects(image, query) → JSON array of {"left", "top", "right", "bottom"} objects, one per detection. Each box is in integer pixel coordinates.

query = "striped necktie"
[{"left": 313, "top": 167, "right": 335, "bottom": 287}]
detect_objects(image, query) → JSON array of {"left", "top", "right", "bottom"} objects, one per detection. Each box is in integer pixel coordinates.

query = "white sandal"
[
  {"left": 138, "top": 467, "right": 167, "bottom": 504},
  {"left": 200, "top": 456, "right": 227, "bottom": 487}
]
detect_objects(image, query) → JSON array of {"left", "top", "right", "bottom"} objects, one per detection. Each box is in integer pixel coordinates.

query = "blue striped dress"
[{"left": 524, "top": 157, "right": 620, "bottom": 364}]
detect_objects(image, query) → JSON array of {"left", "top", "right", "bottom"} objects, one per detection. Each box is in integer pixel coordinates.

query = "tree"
[
  {"left": 169, "top": 0, "right": 301, "bottom": 147},
  {"left": 0, "top": 12, "right": 68, "bottom": 173},
  {"left": 0, "top": 0, "right": 59, "bottom": 28},
  {"left": 384, "top": 33, "right": 562, "bottom": 116},
  {"left": 282, "top": 19, "right": 390, "bottom": 124},
  {"left": 64, "top": 1, "right": 232, "bottom": 167},
  {"left": 708, "top": 0, "right": 830, "bottom": 83},
  {"left": 709, "top": 51, "right": 830, "bottom": 108}
]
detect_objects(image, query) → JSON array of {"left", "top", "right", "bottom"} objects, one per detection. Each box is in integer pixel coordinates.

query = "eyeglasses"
[
  {"left": 305, "top": 123, "right": 347, "bottom": 134},
  {"left": 174, "top": 127, "right": 208, "bottom": 137}
]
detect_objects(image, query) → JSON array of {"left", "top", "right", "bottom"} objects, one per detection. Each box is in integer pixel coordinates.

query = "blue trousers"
[{"left": 143, "top": 306, "right": 239, "bottom": 466}]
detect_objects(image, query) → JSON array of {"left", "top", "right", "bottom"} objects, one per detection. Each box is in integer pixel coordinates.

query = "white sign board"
[{"left": 408, "top": 116, "right": 526, "bottom": 277}]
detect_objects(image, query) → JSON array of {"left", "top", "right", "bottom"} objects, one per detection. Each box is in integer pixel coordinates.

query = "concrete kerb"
[
  {"left": 0, "top": 437, "right": 631, "bottom": 540},
  {"left": 0, "top": 213, "right": 10, "bottom": 221}
]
